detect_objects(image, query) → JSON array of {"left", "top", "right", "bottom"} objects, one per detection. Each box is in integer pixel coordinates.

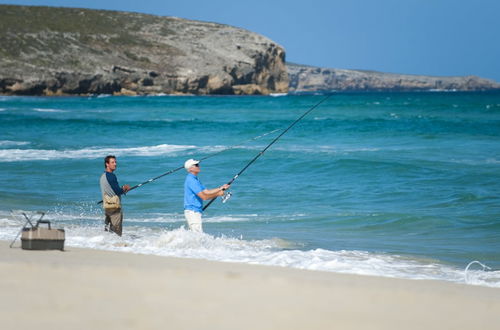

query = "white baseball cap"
[{"left": 184, "top": 159, "right": 200, "bottom": 170}]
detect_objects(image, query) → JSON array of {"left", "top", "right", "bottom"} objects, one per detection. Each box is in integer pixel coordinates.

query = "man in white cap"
[{"left": 183, "top": 159, "right": 230, "bottom": 232}]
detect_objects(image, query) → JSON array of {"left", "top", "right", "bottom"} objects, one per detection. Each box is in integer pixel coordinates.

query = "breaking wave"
[
  {"left": 1, "top": 216, "right": 498, "bottom": 288},
  {"left": 0, "top": 140, "right": 30, "bottom": 147},
  {"left": 0, "top": 144, "right": 197, "bottom": 162}
]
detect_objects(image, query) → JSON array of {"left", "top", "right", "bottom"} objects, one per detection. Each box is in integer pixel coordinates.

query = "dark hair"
[{"left": 104, "top": 155, "right": 116, "bottom": 168}]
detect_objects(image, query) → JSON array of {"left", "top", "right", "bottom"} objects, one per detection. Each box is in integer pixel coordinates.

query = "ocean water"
[{"left": 1, "top": 92, "right": 499, "bottom": 287}]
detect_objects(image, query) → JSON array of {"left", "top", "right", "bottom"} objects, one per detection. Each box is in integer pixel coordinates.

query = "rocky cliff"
[
  {"left": 288, "top": 63, "right": 500, "bottom": 93},
  {"left": 0, "top": 5, "right": 288, "bottom": 96},
  {"left": 2, "top": 5, "right": 499, "bottom": 96}
]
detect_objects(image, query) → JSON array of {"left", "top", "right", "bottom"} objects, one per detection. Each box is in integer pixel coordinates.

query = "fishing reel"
[{"left": 221, "top": 191, "right": 232, "bottom": 203}]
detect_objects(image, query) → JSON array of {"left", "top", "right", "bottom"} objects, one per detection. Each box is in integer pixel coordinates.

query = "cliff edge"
[{"left": 0, "top": 5, "right": 288, "bottom": 96}]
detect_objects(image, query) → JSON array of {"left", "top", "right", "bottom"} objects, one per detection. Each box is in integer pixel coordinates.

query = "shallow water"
[{"left": 1, "top": 92, "right": 499, "bottom": 287}]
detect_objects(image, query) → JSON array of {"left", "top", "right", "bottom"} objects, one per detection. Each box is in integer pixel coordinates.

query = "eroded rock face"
[
  {"left": 0, "top": 5, "right": 288, "bottom": 95},
  {"left": 288, "top": 64, "right": 500, "bottom": 92}
]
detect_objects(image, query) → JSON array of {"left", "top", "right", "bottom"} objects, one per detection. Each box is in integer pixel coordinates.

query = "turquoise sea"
[{"left": 1, "top": 92, "right": 499, "bottom": 287}]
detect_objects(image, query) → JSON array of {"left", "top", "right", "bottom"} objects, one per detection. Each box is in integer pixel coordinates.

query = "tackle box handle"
[{"left": 36, "top": 220, "right": 51, "bottom": 230}]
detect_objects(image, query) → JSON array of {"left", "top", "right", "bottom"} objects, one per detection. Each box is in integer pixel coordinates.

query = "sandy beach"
[{"left": 0, "top": 241, "right": 499, "bottom": 330}]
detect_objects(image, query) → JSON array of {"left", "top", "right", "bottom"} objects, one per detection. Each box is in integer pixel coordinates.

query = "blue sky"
[{"left": 2, "top": 0, "right": 499, "bottom": 81}]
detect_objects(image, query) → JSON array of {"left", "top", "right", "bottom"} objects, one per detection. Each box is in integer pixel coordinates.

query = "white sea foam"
[
  {"left": 429, "top": 89, "right": 458, "bottom": 92},
  {"left": 203, "top": 214, "right": 260, "bottom": 223},
  {"left": 0, "top": 144, "right": 196, "bottom": 162},
  {"left": 146, "top": 93, "right": 169, "bottom": 97},
  {"left": 1, "top": 215, "right": 498, "bottom": 288},
  {"left": 268, "top": 145, "right": 381, "bottom": 154},
  {"left": 117, "top": 213, "right": 258, "bottom": 224},
  {"left": 0, "top": 142, "right": 390, "bottom": 162},
  {"left": 0, "top": 140, "right": 30, "bottom": 147},
  {"left": 33, "top": 108, "right": 67, "bottom": 113},
  {"left": 202, "top": 144, "right": 382, "bottom": 155}
]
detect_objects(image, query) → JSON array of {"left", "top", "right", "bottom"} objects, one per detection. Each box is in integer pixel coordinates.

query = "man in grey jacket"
[{"left": 99, "top": 155, "right": 130, "bottom": 236}]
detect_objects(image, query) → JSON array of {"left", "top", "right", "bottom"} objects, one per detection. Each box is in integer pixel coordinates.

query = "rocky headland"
[
  {"left": 0, "top": 5, "right": 288, "bottom": 96},
  {"left": 288, "top": 63, "right": 500, "bottom": 93},
  {"left": 1, "top": 5, "right": 499, "bottom": 96}
]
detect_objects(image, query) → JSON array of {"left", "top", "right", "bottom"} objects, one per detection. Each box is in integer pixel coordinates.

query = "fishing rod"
[
  {"left": 97, "top": 128, "right": 282, "bottom": 204},
  {"left": 203, "top": 94, "right": 333, "bottom": 211}
]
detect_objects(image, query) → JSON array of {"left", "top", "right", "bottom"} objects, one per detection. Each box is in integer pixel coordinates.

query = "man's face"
[
  {"left": 106, "top": 158, "right": 117, "bottom": 172},
  {"left": 190, "top": 163, "right": 200, "bottom": 174}
]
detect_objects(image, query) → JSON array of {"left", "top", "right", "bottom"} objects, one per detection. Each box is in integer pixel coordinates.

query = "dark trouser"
[{"left": 104, "top": 208, "right": 123, "bottom": 236}]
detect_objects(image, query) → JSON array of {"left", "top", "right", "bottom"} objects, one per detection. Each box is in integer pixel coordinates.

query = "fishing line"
[
  {"left": 203, "top": 94, "right": 333, "bottom": 211},
  {"left": 464, "top": 260, "right": 492, "bottom": 284},
  {"left": 97, "top": 128, "right": 282, "bottom": 204}
]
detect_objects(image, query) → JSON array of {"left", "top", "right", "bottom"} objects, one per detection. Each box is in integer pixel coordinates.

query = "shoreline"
[
  {"left": 1, "top": 241, "right": 499, "bottom": 330},
  {"left": 2, "top": 90, "right": 500, "bottom": 98},
  {"left": 2, "top": 223, "right": 499, "bottom": 289}
]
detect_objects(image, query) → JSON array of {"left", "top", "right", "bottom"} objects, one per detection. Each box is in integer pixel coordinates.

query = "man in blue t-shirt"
[{"left": 183, "top": 159, "right": 230, "bottom": 232}]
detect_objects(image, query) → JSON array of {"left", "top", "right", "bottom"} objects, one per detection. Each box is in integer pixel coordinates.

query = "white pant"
[{"left": 184, "top": 210, "right": 203, "bottom": 233}]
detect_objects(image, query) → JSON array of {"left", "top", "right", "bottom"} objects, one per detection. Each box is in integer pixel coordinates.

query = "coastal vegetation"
[
  {"left": 0, "top": 5, "right": 288, "bottom": 95},
  {"left": 0, "top": 5, "right": 498, "bottom": 95}
]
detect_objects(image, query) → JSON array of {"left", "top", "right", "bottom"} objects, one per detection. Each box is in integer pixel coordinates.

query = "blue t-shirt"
[{"left": 184, "top": 173, "right": 206, "bottom": 213}]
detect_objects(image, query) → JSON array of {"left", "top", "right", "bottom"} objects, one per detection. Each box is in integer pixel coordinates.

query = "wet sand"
[{"left": 1, "top": 241, "right": 499, "bottom": 330}]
